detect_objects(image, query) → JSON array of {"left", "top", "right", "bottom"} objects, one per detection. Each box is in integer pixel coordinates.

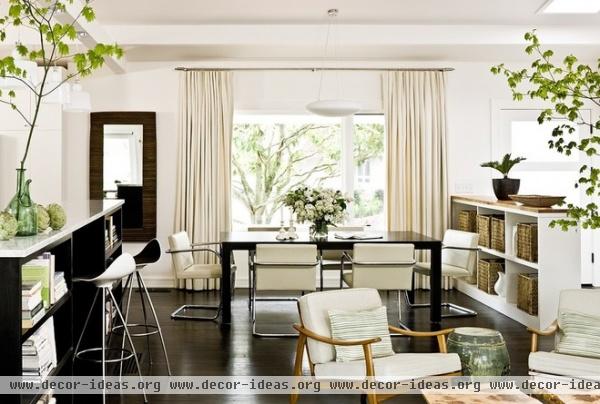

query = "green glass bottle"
[{"left": 6, "top": 168, "right": 38, "bottom": 236}]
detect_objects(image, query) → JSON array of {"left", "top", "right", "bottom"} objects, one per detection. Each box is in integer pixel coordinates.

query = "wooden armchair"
[
  {"left": 291, "top": 288, "right": 462, "bottom": 404},
  {"left": 527, "top": 289, "right": 600, "bottom": 380}
]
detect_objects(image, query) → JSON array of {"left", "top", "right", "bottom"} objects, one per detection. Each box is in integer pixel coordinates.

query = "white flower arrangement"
[{"left": 283, "top": 187, "right": 352, "bottom": 226}]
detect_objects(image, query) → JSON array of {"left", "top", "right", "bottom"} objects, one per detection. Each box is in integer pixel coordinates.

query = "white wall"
[{"left": 63, "top": 61, "right": 514, "bottom": 287}]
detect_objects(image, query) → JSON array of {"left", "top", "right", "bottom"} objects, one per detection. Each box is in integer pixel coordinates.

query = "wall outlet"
[{"left": 454, "top": 181, "right": 474, "bottom": 194}]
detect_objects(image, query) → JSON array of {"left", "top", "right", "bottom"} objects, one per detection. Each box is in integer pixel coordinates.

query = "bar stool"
[
  {"left": 74, "top": 253, "right": 147, "bottom": 402},
  {"left": 115, "top": 239, "right": 172, "bottom": 375}
]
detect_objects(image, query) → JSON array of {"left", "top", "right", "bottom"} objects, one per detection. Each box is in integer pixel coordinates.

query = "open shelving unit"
[
  {"left": 0, "top": 200, "right": 124, "bottom": 404},
  {"left": 451, "top": 195, "right": 581, "bottom": 329}
]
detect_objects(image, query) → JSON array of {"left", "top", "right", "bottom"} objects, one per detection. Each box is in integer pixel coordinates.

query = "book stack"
[
  {"left": 22, "top": 318, "right": 57, "bottom": 383},
  {"left": 22, "top": 253, "right": 56, "bottom": 309},
  {"left": 53, "top": 272, "right": 68, "bottom": 302},
  {"left": 22, "top": 280, "right": 45, "bottom": 329},
  {"left": 105, "top": 216, "right": 119, "bottom": 249}
]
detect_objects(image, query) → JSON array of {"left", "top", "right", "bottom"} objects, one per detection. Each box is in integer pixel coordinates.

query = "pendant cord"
[{"left": 317, "top": 14, "right": 333, "bottom": 101}]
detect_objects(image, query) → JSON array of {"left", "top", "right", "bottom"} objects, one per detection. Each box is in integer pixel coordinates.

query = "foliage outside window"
[{"left": 232, "top": 115, "right": 385, "bottom": 228}]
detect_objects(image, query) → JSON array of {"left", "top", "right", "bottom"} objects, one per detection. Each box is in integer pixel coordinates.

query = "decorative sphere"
[
  {"left": 0, "top": 211, "right": 18, "bottom": 240},
  {"left": 37, "top": 204, "right": 50, "bottom": 232},
  {"left": 47, "top": 203, "right": 67, "bottom": 230}
]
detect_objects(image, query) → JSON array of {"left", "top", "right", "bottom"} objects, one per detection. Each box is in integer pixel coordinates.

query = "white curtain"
[
  {"left": 174, "top": 71, "right": 233, "bottom": 290},
  {"left": 383, "top": 71, "right": 451, "bottom": 290}
]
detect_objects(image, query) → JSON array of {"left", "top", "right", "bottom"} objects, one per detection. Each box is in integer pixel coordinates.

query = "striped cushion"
[
  {"left": 556, "top": 311, "right": 600, "bottom": 359},
  {"left": 328, "top": 306, "right": 394, "bottom": 362}
]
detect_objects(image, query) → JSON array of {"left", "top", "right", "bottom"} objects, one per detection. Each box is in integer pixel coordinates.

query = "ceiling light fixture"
[
  {"left": 306, "top": 9, "right": 361, "bottom": 117},
  {"left": 63, "top": 80, "right": 91, "bottom": 112},
  {"left": 539, "top": 0, "right": 600, "bottom": 14}
]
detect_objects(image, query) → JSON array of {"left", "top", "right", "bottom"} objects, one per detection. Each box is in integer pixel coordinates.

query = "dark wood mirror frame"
[{"left": 89, "top": 111, "right": 157, "bottom": 242}]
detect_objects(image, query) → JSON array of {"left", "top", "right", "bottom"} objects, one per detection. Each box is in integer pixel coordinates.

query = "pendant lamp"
[{"left": 306, "top": 9, "right": 360, "bottom": 117}]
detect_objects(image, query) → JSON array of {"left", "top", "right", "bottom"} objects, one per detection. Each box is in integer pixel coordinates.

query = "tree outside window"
[{"left": 232, "top": 114, "right": 385, "bottom": 229}]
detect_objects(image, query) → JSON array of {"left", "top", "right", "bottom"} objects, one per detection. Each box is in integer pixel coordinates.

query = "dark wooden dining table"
[{"left": 219, "top": 231, "right": 442, "bottom": 325}]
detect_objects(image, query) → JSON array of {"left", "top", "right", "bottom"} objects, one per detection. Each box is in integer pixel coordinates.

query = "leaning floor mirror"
[{"left": 90, "top": 112, "right": 157, "bottom": 241}]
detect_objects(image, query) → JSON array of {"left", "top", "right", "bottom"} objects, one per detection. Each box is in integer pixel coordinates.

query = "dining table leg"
[
  {"left": 221, "top": 244, "right": 232, "bottom": 324},
  {"left": 430, "top": 242, "right": 442, "bottom": 323}
]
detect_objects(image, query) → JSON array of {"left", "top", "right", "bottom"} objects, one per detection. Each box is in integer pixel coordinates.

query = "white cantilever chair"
[
  {"left": 409, "top": 229, "right": 479, "bottom": 317},
  {"left": 251, "top": 244, "right": 319, "bottom": 337},
  {"left": 341, "top": 243, "right": 416, "bottom": 327},
  {"left": 319, "top": 225, "right": 364, "bottom": 290},
  {"left": 167, "top": 231, "right": 236, "bottom": 321},
  {"left": 291, "top": 288, "right": 461, "bottom": 404},
  {"left": 528, "top": 289, "right": 600, "bottom": 380},
  {"left": 247, "top": 226, "right": 282, "bottom": 310}
]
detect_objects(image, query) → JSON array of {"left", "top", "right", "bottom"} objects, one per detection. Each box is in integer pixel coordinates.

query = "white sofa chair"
[
  {"left": 528, "top": 289, "right": 600, "bottom": 380},
  {"left": 410, "top": 229, "right": 479, "bottom": 317},
  {"left": 291, "top": 288, "right": 461, "bottom": 404},
  {"left": 251, "top": 244, "right": 319, "bottom": 337}
]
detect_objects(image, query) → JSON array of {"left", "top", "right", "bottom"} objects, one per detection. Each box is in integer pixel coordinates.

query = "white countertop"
[{"left": 0, "top": 199, "right": 124, "bottom": 258}]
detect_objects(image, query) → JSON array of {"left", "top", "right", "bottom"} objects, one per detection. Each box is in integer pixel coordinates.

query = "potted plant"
[
  {"left": 283, "top": 187, "right": 351, "bottom": 239},
  {"left": 0, "top": 0, "right": 122, "bottom": 236},
  {"left": 480, "top": 154, "right": 526, "bottom": 200}
]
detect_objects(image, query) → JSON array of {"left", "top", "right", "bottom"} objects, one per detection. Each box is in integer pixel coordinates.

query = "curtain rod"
[{"left": 175, "top": 67, "right": 454, "bottom": 72}]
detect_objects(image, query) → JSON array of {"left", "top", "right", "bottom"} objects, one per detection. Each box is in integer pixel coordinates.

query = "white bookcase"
[{"left": 451, "top": 196, "right": 581, "bottom": 329}]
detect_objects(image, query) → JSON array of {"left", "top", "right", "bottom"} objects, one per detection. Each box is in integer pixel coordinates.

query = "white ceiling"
[
  {"left": 4, "top": 0, "right": 600, "bottom": 65},
  {"left": 93, "top": 0, "right": 600, "bottom": 25}
]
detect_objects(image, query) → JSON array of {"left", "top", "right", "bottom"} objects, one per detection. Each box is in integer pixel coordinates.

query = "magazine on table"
[{"left": 333, "top": 231, "right": 383, "bottom": 240}]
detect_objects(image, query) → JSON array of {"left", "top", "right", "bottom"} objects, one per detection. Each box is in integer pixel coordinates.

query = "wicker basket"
[
  {"left": 517, "top": 273, "right": 538, "bottom": 315},
  {"left": 477, "top": 259, "right": 504, "bottom": 294},
  {"left": 491, "top": 216, "right": 505, "bottom": 252},
  {"left": 457, "top": 210, "right": 477, "bottom": 233},
  {"left": 477, "top": 214, "right": 503, "bottom": 248},
  {"left": 517, "top": 223, "right": 538, "bottom": 262}
]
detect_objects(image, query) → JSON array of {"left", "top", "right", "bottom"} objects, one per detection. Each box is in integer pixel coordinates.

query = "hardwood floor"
[{"left": 106, "top": 287, "right": 552, "bottom": 403}]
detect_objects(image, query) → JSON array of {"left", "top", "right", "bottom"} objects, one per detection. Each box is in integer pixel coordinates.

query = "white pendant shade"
[
  {"left": 306, "top": 99, "right": 361, "bottom": 117},
  {"left": 43, "top": 67, "right": 71, "bottom": 104},
  {"left": 0, "top": 49, "right": 39, "bottom": 89},
  {"left": 63, "top": 82, "right": 91, "bottom": 112}
]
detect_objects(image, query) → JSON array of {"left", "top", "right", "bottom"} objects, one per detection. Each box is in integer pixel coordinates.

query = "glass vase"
[
  {"left": 6, "top": 168, "right": 38, "bottom": 236},
  {"left": 310, "top": 220, "right": 329, "bottom": 240}
]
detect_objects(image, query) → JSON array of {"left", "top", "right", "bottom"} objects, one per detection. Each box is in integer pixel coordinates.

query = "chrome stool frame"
[{"left": 112, "top": 239, "right": 172, "bottom": 376}]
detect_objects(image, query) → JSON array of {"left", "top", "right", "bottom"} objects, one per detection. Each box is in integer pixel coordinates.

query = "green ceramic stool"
[{"left": 447, "top": 327, "right": 510, "bottom": 376}]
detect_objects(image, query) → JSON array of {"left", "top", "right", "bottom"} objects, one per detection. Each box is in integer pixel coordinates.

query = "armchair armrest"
[
  {"left": 388, "top": 326, "right": 455, "bottom": 353},
  {"left": 191, "top": 241, "right": 221, "bottom": 247},
  {"left": 528, "top": 320, "right": 558, "bottom": 353},
  {"left": 165, "top": 247, "right": 222, "bottom": 261},
  {"left": 442, "top": 245, "right": 479, "bottom": 252},
  {"left": 293, "top": 324, "right": 381, "bottom": 346}
]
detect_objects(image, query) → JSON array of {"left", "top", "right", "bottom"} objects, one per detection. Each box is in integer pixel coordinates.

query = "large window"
[
  {"left": 494, "top": 108, "right": 590, "bottom": 204},
  {"left": 232, "top": 114, "right": 385, "bottom": 229},
  {"left": 352, "top": 115, "right": 385, "bottom": 228}
]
